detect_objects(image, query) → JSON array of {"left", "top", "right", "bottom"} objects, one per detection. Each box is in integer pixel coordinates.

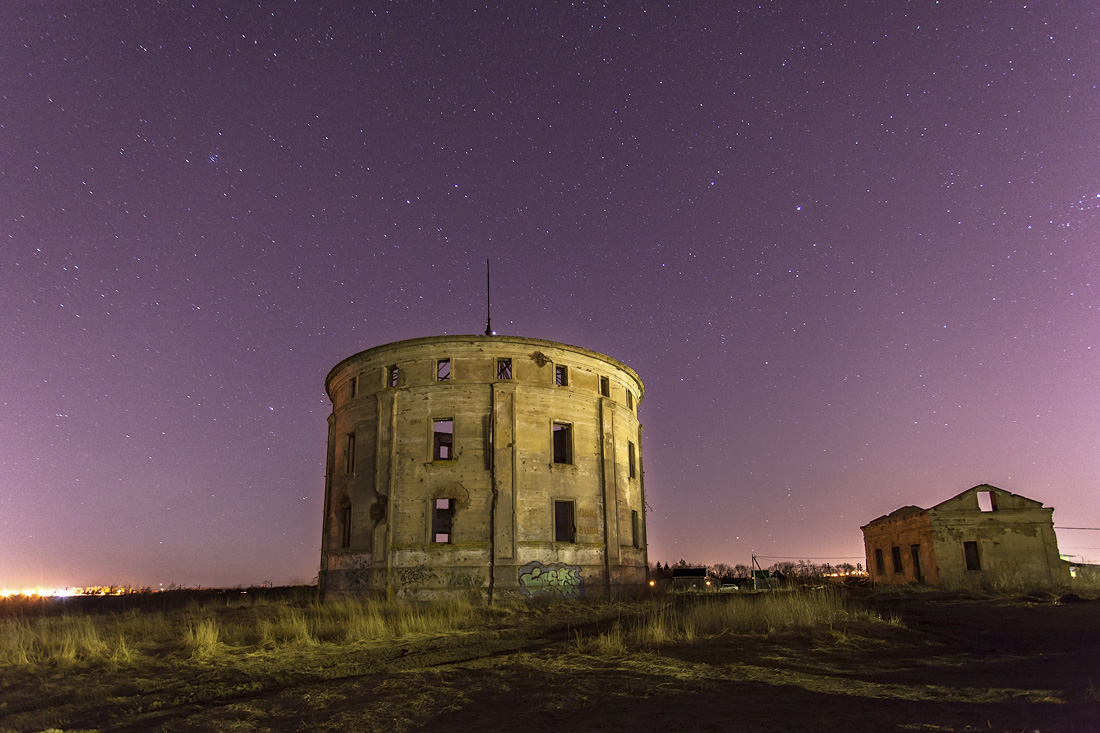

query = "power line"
[
  {"left": 1055, "top": 527, "right": 1100, "bottom": 531},
  {"left": 753, "top": 555, "right": 864, "bottom": 560}
]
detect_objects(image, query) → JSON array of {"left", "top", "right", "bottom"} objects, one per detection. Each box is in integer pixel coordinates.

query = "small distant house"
[
  {"left": 671, "top": 567, "right": 716, "bottom": 591},
  {"left": 861, "top": 484, "right": 1069, "bottom": 588}
]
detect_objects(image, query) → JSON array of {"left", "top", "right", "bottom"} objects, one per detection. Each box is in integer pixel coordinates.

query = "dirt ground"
[{"left": 2, "top": 592, "right": 1099, "bottom": 732}]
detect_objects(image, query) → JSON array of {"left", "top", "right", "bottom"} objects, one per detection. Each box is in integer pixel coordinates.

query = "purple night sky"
[{"left": 2, "top": 3, "right": 1098, "bottom": 589}]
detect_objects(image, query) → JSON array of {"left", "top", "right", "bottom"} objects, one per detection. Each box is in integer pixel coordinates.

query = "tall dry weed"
[
  {"left": 109, "top": 634, "right": 136, "bottom": 665},
  {"left": 0, "top": 619, "right": 37, "bottom": 665},
  {"left": 596, "top": 624, "right": 628, "bottom": 656},
  {"left": 392, "top": 597, "right": 480, "bottom": 636},
  {"left": 633, "top": 604, "right": 677, "bottom": 645},
  {"left": 185, "top": 618, "right": 221, "bottom": 660},
  {"left": 312, "top": 597, "right": 390, "bottom": 642},
  {"left": 258, "top": 607, "right": 315, "bottom": 646}
]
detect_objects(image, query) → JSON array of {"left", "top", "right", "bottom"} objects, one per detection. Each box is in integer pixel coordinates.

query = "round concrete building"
[{"left": 319, "top": 335, "right": 648, "bottom": 600}]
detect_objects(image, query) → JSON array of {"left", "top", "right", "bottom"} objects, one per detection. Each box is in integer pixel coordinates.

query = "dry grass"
[
  {"left": 0, "top": 614, "right": 146, "bottom": 667},
  {"left": 683, "top": 588, "right": 872, "bottom": 635},
  {"left": 0, "top": 588, "right": 904, "bottom": 669},
  {"left": 184, "top": 617, "right": 221, "bottom": 660},
  {"left": 0, "top": 593, "right": 502, "bottom": 669},
  {"left": 573, "top": 588, "right": 892, "bottom": 655}
]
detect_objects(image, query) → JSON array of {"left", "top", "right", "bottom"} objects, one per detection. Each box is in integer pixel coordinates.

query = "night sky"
[{"left": 3, "top": 2, "right": 1099, "bottom": 590}]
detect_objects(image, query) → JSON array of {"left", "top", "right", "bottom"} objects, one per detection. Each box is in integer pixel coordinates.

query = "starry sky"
[{"left": 3, "top": 2, "right": 1099, "bottom": 589}]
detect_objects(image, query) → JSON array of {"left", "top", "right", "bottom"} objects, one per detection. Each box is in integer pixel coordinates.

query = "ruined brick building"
[
  {"left": 319, "top": 335, "right": 648, "bottom": 600},
  {"left": 861, "top": 484, "right": 1069, "bottom": 588}
]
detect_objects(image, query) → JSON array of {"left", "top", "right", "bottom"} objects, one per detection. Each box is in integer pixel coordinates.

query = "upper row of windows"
[
  {"left": 340, "top": 498, "right": 642, "bottom": 550},
  {"left": 344, "top": 421, "right": 638, "bottom": 477},
  {"left": 342, "top": 358, "right": 637, "bottom": 411}
]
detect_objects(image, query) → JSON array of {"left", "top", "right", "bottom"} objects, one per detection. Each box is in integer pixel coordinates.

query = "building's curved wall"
[{"left": 319, "top": 335, "right": 648, "bottom": 600}]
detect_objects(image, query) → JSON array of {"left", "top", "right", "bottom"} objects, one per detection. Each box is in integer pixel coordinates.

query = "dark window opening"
[
  {"left": 552, "top": 423, "right": 572, "bottom": 464},
  {"left": 628, "top": 441, "right": 636, "bottom": 478},
  {"left": 555, "top": 365, "right": 568, "bottom": 386},
  {"left": 554, "top": 500, "right": 575, "bottom": 543},
  {"left": 977, "top": 490, "right": 996, "bottom": 512},
  {"left": 874, "top": 548, "right": 885, "bottom": 575},
  {"left": 891, "top": 546, "right": 903, "bottom": 574},
  {"left": 433, "top": 498, "right": 454, "bottom": 543},
  {"left": 437, "top": 358, "right": 451, "bottom": 381},
  {"left": 631, "top": 509, "right": 641, "bottom": 549},
  {"left": 599, "top": 376, "right": 610, "bottom": 397},
  {"left": 348, "top": 376, "right": 358, "bottom": 399},
  {"left": 433, "top": 419, "right": 454, "bottom": 460},
  {"left": 345, "top": 433, "right": 356, "bottom": 474},
  {"left": 626, "top": 391, "right": 634, "bottom": 410},
  {"left": 910, "top": 544, "right": 924, "bottom": 583},
  {"left": 388, "top": 365, "right": 400, "bottom": 387},
  {"left": 964, "top": 541, "right": 981, "bottom": 571},
  {"left": 341, "top": 506, "right": 352, "bottom": 548},
  {"left": 497, "top": 358, "right": 512, "bottom": 380}
]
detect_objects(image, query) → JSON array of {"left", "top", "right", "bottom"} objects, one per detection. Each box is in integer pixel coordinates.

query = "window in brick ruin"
[
  {"left": 554, "top": 500, "right": 576, "bottom": 543},
  {"left": 874, "top": 548, "right": 885, "bottom": 575},
  {"left": 977, "top": 490, "right": 996, "bottom": 512},
  {"left": 628, "top": 441, "right": 637, "bottom": 478},
  {"left": 388, "top": 365, "right": 400, "bottom": 387},
  {"left": 437, "top": 358, "right": 451, "bottom": 381},
  {"left": 348, "top": 375, "right": 358, "bottom": 400},
  {"left": 891, "top": 545, "right": 903, "bottom": 573},
  {"left": 433, "top": 498, "right": 454, "bottom": 543},
  {"left": 497, "top": 358, "right": 512, "bottom": 380},
  {"left": 552, "top": 422, "right": 573, "bottom": 464},
  {"left": 600, "top": 375, "right": 610, "bottom": 397},
  {"left": 910, "top": 544, "right": 924, "bottom": 583},
  {"left": 555, "top": 364, "right": 568, "bottom": 386},
  {"left": 964, "top": 541, "right": 982, "bottom": 571},
  {"left": 345, "top": 433, "right": 356, "bottom": 474},
  {"left": 626, "top": 390, "right": 634, "bottom": 410},
  {"left": 433, "top": 419, "right": 454, "bottom": 460},
  {"left": 341, "top": 506, "right": 352, "bottom": 548},
  {"left": 632, "top": 509, "right": 641, "bottom": 549}
]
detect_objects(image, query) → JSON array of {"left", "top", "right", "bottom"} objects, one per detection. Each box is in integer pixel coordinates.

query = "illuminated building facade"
[{"left": 319, "top": 335, "right": 648, "bottom": 600}]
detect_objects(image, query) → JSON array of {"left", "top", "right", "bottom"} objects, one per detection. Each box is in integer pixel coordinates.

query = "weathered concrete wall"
[
  {"left": 928, "top": 485, "right": 1068, "bottom": 589},
  {"left": 319, "top": 335, "right": 648, "bottom": 600}
]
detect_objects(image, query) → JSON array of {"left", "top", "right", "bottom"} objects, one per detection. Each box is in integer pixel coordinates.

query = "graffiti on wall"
[{"left": 518, "top": 561, "right": 583, "bottom": 599}]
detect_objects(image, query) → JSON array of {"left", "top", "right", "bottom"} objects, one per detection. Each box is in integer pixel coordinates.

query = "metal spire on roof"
[{"left": 484, "top": 258, "right": 494, "bottom": 336}]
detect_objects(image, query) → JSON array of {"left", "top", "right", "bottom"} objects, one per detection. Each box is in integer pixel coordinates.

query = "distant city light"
[{"left": 0, "top": 586, "right": 134, "bottom": 598}]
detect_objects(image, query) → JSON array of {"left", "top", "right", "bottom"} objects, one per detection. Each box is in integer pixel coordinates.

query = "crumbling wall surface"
[
  {"left": 929, "top": 485, "right": 1069, "bottom": 588},
  {"left": 861, "top": 510, "right": 937, "bottom": 586},
  {"left": 319, "top": 391, "right": 382, "bottom": 594},
  {"left": 930, "top": 484, "right": 1045, "bottom": 513}
]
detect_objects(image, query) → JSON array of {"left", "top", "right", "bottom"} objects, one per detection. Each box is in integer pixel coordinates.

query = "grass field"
[
  {"left": 0, "top": 584, "right": 893, "bottom": 668},
  {"left": 1, "top": 585, "right": 1097, "bottom": 732},
  {"left": 1, "top": 590, "right": 521, "bottom": 667}
]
